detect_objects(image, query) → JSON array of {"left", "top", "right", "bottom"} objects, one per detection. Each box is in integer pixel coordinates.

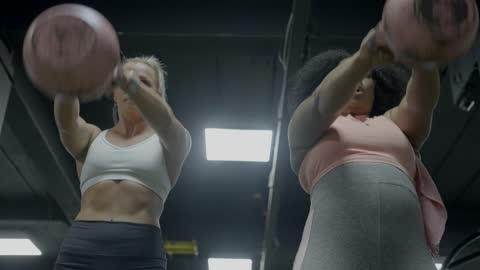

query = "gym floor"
[{"left": 0, "top": 0, "right": 480, "bottom": 270}]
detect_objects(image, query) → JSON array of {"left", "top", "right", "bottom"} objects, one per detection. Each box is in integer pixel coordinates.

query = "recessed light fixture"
[
  {"left": 205, "top": 128, "right": 272, "bottom": 162},
  {"left": 0, "top": 239, "right": 41, "bottom": 256},
  {"left": 208, "top": 258, "right": 252, "bottom": 270}
]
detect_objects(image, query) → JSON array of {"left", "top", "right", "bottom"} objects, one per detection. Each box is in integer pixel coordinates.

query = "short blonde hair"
[
  {"left": 112, "top": 56, "right": 168, "bottom": 124},
  {"left": 124, "top": 55, "right": 167, "bottom": 98}
]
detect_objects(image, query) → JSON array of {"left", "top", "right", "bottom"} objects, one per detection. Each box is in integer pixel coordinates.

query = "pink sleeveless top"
[{"left": 298, "top": 115, "right": 447, "bottom": 255}]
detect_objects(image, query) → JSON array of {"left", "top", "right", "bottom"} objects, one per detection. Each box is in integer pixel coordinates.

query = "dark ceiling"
[{"left": 1, "top": 1, "right": 480, "bottom": 270}]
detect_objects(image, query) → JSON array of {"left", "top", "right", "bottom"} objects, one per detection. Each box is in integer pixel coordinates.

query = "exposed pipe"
[
  {"left": 449, "top": 251, "right": 480, "bottom": 269},
  {"left": 259, "top": 8, "right": 294, "bottom": 270},
  {"left": 441, "top": 231, "right": 480, "bottom": 270},
  {"left": 260, "top": 0, "right": 312, "bottom": 268}
]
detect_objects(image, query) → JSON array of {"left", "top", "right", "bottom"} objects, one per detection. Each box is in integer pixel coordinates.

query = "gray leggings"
[{"left": 294, "top": 162, "right": 435, "bottom": 270}]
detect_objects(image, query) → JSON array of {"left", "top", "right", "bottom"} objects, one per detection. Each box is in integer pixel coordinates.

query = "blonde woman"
[{"left": 53, "top": 56, "right": 191, "bottom": 270}]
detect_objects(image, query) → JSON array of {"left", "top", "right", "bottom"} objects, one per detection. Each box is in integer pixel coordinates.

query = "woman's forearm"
[
  {"left": 313, "top": 51, "right": 373, "bottom": 117},
  {"left": 404, "top": 67, "right": 441, "bottom": 113},
  {"left": 383, "top": 67, "right": 440, "bottom": 150},
  {"left": 124, "top": 86, "right": 175, "bottom": 136},
  {"left": 126, "top": 87, "right": 190, "bottom": 156},
  {"left": 54, "top": 95, "right": 81, "bottom": 132}
]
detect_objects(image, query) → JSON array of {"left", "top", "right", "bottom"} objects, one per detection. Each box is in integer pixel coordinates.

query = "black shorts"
[{"left": 54, "top": 220, "right": 167, "bottom": 270}]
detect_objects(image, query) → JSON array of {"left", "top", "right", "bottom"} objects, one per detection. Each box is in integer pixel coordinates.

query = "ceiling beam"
[
  {"left": 118, "top": 34, "right": 281, "bottom": 56},
  {"left": 0, "top": 40, "right": 12, "bottom": 136},
  {"left": 0, "top": 123, "right": 50, "bottom": 200},
  {"left": 0, "top": 67, "right": 11, "bottom": 137},
  {"left": 5, "top": 55, "right": 80, "bottom": 222},
  {"left": 0, "top": 198, "right": 65, "bottom": 220},
  {"left": 260, "top": 1, "right": 312, "bottom": 270},
  {"left": 4, "top": 6, "right": 289, "bottom": 39}
]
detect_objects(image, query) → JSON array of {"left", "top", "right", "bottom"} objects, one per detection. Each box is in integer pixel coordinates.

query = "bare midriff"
[{"left": 75, "top": 180, "right": 163, "bottom": 228}]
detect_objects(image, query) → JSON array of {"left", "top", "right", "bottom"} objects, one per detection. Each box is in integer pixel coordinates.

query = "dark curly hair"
[{"left": 288, "top": 49, "right": 410, "bottom": 117}]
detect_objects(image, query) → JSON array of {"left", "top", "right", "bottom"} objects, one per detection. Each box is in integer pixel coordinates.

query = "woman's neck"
[{"left": 114, "top": 117, "right": 151, "bottom": 137}]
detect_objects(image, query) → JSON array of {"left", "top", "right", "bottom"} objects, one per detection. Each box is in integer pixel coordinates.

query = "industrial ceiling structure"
[{"left": 1, "top": 0, "right": 480, "bottom": 270}]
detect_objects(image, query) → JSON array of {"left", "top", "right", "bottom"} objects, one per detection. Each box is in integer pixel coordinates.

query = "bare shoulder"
[
  {"left": 161, "top": 128, "right": 191, "bottom": 186},
  {"left": 289, "top": 148, "right": 310, "bottom": 176},
  {"left": 87, "top": 123, "right": 102, "bottom": 142},
  {"left": 62, "top": 121, "right": 103, "bottom": 163}
]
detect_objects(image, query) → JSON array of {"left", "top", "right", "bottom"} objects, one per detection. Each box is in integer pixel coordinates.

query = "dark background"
[{"left": 0, "top": 0, "right": 480, "bottom": 269}]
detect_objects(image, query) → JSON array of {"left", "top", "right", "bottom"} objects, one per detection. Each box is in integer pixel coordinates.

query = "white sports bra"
[{"left": 79, "top": 130, "right": 171, "bottom": 202}]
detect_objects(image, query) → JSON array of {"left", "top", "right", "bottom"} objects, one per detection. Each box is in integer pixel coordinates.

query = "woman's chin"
[{"left": 119, "top": 109, "right": 142, "bottom": 121}]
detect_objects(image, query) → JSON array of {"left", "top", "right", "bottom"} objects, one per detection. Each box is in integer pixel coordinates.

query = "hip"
[
  {"left": 58, "top": 220, "right": 166, "bottom": 257},
  {"left": 55, "top": 220, "right": 167, "bottom": 269},
  {"left": 313, "top": 162, "right": 417, "bottom": 197}
]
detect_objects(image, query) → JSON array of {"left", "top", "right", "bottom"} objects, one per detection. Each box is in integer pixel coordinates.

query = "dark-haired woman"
[{"left": 288, "top": 29, "right": 447, "bottom": 270}]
